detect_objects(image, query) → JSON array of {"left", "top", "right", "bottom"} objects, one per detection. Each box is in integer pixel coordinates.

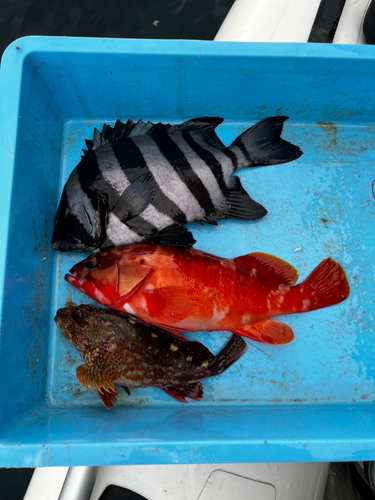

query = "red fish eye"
[{"left": 85, "top": 254, "right": 102, "bottom": 269}]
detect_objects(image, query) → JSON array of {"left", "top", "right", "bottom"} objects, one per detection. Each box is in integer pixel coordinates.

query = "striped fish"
[{"left": 52, "top": 116, "right": 302, "bottom": 252}]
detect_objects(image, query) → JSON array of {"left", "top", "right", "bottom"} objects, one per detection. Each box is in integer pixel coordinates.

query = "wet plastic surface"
[{"left": 0, "top": 37, "right": 374, "bottom": 466}]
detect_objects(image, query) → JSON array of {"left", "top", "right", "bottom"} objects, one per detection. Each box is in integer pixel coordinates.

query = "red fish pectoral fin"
[
  {"left": 163, "top": 382, "right": 203, "bottom": 402},
  {"left": 110, "top": 269, "right": 155, "bottom": 309},
  {"left": 232, "top": 253, "right": 298, "bottom": 286},
  {"left": 234, "top": 320, "right": 294, "bottom": 345},
  {"left": 142, "top": 286, "right": 200, "bottom": 324}
]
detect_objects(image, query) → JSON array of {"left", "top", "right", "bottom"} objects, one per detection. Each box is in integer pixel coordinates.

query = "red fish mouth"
[
  {"left": 65, "top": 270, "right": 91, "bottom": 295},
  {"left": 65, "top": 270, "right": 113, "bottom": 305}
]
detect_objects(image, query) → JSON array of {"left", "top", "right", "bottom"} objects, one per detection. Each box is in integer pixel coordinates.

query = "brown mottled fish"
[{"left": 55, "top": 304, "right": 247, "bottom": 409}]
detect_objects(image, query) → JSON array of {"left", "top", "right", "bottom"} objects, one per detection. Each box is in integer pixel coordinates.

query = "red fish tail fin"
[
  {"left": 285, "top": 258, "right": 350, "bottom": 314},
  {"left": 208, "top": 335, "right": 247, "bottom": 376}
]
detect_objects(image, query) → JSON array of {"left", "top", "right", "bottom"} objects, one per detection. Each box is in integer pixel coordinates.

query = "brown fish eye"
[
  {"left": 71, "top": 309, "right": 82, "bottom": 322},
  {"left": 85, "top": 254, "right": 101, "bottom": 269}
]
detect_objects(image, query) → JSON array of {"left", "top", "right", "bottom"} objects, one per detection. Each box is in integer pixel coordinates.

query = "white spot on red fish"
[
  {"left": 124, "top": 303, "right": 135, "bottom": 315},
  {"left": 302, "top": 299, "right": 311, "bottom": 311},
  {"left": 212, "top": 304, "right": 229, "bottom": 323},
  {"left": 91, "top": 287, "right": 109, "bottom": 303}
]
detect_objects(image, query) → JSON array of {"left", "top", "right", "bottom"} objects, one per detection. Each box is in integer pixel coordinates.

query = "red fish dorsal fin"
[
  {"left": 232, "top": 252, "right": 298, "bottom": 286},
  {"left": 233, "top": 319, "right": 294, "bottom": 345}
]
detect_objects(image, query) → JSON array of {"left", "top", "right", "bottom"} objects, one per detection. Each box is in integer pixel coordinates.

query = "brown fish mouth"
[
  {"left": 54, "top": 311, "right": 70, "bottom": 341},
  {"left": 54, "top": 312, "right": 62, "bottom": 330}
]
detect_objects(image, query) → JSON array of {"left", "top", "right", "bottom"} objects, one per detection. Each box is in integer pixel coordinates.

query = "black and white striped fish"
[{"left": 52, "top": 116, "right": 302, "bottom": 252}]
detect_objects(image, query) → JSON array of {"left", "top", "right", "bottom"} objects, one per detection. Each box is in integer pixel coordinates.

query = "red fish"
[{"left": 65, "top": 244, "right": 350, "bottom": 345}]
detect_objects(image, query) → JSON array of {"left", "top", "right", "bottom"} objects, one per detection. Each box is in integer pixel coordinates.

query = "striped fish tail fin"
[{"left": 229, "top": 116, "right": 303, "bottom": 171}]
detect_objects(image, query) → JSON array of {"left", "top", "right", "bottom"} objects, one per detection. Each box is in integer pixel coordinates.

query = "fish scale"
[{"left": 52, "top": 116, "right": 302, "bottom": 252}]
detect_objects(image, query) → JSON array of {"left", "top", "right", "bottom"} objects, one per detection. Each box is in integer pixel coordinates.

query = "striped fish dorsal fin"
[
  {"left": 82, "top": 119, "right": 173, "bottom": 155},
  {"left": 169, "top": 117, "right": 226, "bottom": 149}
]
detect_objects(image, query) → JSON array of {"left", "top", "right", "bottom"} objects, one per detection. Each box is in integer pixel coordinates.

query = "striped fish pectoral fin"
[
  {"left": 82, "top": 119, "right": 173, "bottom": 155},
  {"left": 168, "top": 117, "right": 226, "bottom": 149},
  {"left": 90, "top": 190, "right": 109, "bottom": 247},
  {"left": 150, "top": 224, "right": 196, "bottom": 247},
  {"left": 111, "top": 172, "right": 157, "bottom": 223}
]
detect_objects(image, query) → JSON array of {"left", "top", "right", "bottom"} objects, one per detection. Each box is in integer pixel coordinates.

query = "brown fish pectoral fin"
[
  {"left": 232, "top": 253, "right": 298, "bottom": 286},
  {"left": 163, "top": 382, "right": 203, "bottom": 402},
  {"left": 98, "top": 386, "right": 119, "bottom": 410},
  {"left": 143, "top": 287, "right": 200, "bottom": 323},
  {"left": 77, "top": 363, "right": 118, "bottom": 409},
  {"left": 77, "top": 363, "right": 116, "bottom": 393},
  {"left": 77, "top": 346, "right": 120, "bottom": 408},
  {"left": 233, "top": 320, "right": 294, "bottom": 345}
]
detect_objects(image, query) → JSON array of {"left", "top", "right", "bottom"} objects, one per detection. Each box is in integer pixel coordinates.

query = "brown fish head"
[
  {"left": 54, "top": 304, "right": 99, "bottom": 353},
  {"left": 55, "top": 304, "right": 121, "bottom": 409}
]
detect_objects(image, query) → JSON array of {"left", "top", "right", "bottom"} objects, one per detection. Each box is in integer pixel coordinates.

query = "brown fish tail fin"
[
  {"left": 283, "top": 258, "right": 350, "bottom": 314},
  {"left": 208, "top": 335, "right": 247, "bottom": 375},
  {"left": 229, "top": 116, "right": 302, "bottom": 170}
]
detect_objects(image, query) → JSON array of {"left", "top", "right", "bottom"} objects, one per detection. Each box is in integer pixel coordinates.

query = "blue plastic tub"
[{"left": 0, "top": 36, "right": 375, "bottom": 467}]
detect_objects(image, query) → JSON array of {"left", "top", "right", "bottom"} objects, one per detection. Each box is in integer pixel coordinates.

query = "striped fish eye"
[{"left": 85, "top": 254, "right": 102, "bottom": 269}]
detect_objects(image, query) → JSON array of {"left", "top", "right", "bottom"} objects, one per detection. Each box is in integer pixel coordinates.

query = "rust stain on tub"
[
  {"left": 65, "top": 298, "right": 77, "bottom": 308},
  {"left": 149, "top": 447, "right": 160, "bottom": 453},
  {"left": 361, "top": 394, "right": 371, "bottom": 400},
  {"left": 317, "top": 121, "right": 338, "bottom": 147}
]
